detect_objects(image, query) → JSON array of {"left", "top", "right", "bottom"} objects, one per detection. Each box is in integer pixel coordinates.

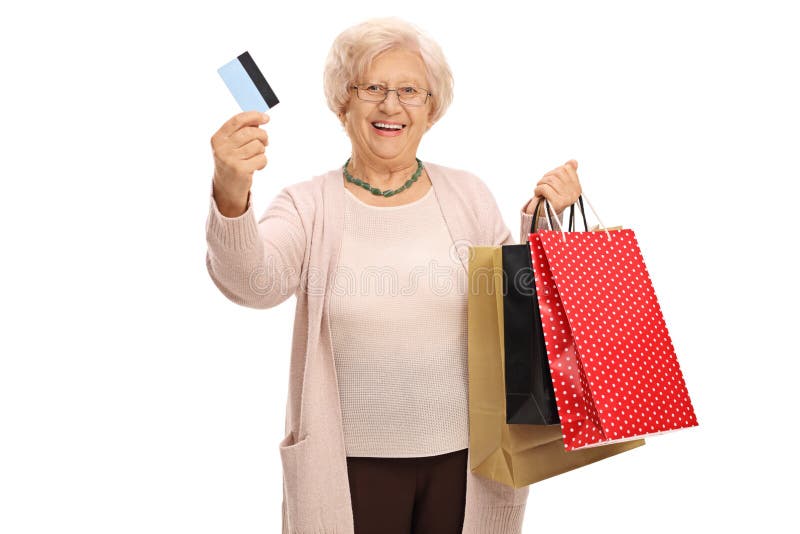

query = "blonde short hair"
[{"left": 323, "top": 17, "right": 454, "bottom": 125}]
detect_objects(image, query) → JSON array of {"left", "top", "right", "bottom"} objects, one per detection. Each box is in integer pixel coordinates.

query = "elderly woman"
[{"left": 206, "top": 17, "right": 581, "bottom": 534}]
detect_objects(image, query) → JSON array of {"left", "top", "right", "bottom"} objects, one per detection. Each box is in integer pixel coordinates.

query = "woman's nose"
[{"left": 378, "top": 90, "right": 403, "bottom": 113}]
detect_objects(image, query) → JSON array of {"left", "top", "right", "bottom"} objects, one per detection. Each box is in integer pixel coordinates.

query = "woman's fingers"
[
  {"left": 533, "top": 160, "right": 582, "bottom": 214},
  {"left": 231, "top": 126, "right": 269, "bottom": 149},
  {"left": 537, "top": 174, "right": 561, "bottom": 189},
  {"left": 542, "top": 161, "right": 578, "bottom": 186},
  {"left": 536, "top": 176, "right": 566, "bottom": 202},
  {"left": 236, "top": 138, "right": 267, "bottom": 159},
  {"left": 535, "top": 182, "right": 570, "bottom": 213},
  {"left": 216, "top": 111, "right": 269, "bottom": 139},
  {"left": 243, "top": 153, "right": 268, "bottom": 172},
  {"left": 534, "top": 182, "right": 559, "bottom": 201},
  {"left": 543, "top": 165, "right": 567, "bottom": 180},
  {"left": 527, "top": 160, "right": 582, "bottom": 216}
]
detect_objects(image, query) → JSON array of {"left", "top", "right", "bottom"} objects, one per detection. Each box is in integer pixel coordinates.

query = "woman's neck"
[{"left": 346, "top": 153, "right": 420, "bottom": 189}]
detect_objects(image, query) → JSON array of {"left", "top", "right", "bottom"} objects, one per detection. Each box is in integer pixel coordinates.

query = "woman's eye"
[
  {"left": 366, "top": 85, "right": 384, "bottom": 92},
  {"left": 399, "top": 87, "right": 417, "bottom": 95}
]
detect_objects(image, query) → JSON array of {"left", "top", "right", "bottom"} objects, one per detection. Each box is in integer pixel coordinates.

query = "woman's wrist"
[{"left": 213, "top": 182, "right": 250, "bottom": 218}]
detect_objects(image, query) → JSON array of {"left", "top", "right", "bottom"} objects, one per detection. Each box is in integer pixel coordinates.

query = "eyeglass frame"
[{"left": 350, "top": 83, "right": 433, "bottom": 106}]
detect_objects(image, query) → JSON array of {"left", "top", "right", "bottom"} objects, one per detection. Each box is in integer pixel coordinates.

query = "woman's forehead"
[
  {"left": 360, "top": 78, "right": 424, "bottom": 85},
  {"left": 359, "top": 69, "right": 427, "bottom": 85},
  {"left": 362, "top": 49, "right": 427, "bottom": 81}
]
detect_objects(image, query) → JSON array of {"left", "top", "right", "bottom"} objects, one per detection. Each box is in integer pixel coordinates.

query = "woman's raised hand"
[
  {"left": 526, "top": 159, "right": 583, "bottom": 216},
  {"left": 210, "top": 111, "right": 270, "bottom": 217}
]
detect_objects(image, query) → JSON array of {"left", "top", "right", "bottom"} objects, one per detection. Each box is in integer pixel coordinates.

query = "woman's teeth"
[{"left": 372, "top": 122, "right": 404, "bottom": 130}]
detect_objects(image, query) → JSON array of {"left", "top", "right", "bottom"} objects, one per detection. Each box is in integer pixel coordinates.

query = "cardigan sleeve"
[{"left": 205, "top": 183, "right": 306, "bottom": 309}]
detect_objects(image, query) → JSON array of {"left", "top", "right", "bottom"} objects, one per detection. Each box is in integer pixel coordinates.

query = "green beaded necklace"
[{"left": 342, "top": 157, "right": 424, "bottom": 197}]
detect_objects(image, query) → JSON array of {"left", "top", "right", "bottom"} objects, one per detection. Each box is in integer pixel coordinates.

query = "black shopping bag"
[{"left": 502, "top": 198, "right": 587, "bottom": 424}]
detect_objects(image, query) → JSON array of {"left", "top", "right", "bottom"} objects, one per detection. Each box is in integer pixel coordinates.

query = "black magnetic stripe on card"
[{"left": 238, "top": 51, "right": 279, "bottom": 108}]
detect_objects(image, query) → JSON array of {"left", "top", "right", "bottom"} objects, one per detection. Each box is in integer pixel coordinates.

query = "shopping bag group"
[{"left": 467, "top": 197, "right": 698, "bottom": 488}]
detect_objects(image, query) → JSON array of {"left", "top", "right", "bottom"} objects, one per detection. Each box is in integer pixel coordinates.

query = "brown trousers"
[{"left": 345, "top": 448, "right": 468, "bottom": 534}]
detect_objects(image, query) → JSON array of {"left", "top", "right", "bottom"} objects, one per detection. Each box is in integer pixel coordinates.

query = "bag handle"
[
  {"left": 580, "top": 194, "right": 611, "bottom": 240},
  {"left": 566, "top": 197, "right": 589, "bottom": 232},
  {"left": 575, "top": 196, "right": 589, "bottom": 231},
  {"left": 528, "top": 196, "right": 554, "bottom": 234},
  {"left": 532, "top": 194, "right": 612, "bottom": 241},
  {"left": 528, "top": 195, "right": 589, "bottom": 234}
]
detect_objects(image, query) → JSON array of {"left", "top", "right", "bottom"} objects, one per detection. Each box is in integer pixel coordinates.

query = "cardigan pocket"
[{"left": 278, "top": 430, "right": 318, "bottom": 530}]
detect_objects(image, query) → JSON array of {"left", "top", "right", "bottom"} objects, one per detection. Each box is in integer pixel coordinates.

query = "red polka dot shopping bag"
[{"left": 529, "top": 197, "right": 698, "bottom": 451}]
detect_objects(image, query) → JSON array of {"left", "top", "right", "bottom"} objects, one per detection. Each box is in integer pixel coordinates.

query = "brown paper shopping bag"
[{"left": 467, "top": 246, "right": 645, "bottom": 488}]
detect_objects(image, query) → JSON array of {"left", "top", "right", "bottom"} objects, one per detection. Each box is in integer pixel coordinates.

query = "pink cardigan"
[{"left": 206, "top": 162, "right": 537, "bottom": 533}]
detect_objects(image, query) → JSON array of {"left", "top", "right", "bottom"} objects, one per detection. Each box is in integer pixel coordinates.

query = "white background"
[{"left": 1, "top": 0, "right": 798, "bottom": 532}]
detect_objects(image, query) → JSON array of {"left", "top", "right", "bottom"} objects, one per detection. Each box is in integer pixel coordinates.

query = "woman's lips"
[{"left": 371, "top": 122, "right": 405, "bottom": 137}]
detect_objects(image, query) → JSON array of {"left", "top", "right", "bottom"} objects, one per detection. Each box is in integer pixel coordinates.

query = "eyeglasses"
[{"left": 351, "top": 84, "right": 432, "bottom": 106}]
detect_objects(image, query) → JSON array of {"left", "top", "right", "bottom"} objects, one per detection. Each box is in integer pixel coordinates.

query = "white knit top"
[{"left": 329, "top": 186, "right": 469, "bottom": 458}]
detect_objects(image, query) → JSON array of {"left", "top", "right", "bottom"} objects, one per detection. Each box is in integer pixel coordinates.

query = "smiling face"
[{"left": 340, "top": 48, "right": 434, "bottom": 168}]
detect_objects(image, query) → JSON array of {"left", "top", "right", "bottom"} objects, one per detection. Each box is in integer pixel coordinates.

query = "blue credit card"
[{"left": 217, "top": 51, "right": 279, "bottom": 112}]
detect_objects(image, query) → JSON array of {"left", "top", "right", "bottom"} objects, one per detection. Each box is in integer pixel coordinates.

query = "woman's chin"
[{"left": 364, "top": 145, "right": 406, "bottom": 162}]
